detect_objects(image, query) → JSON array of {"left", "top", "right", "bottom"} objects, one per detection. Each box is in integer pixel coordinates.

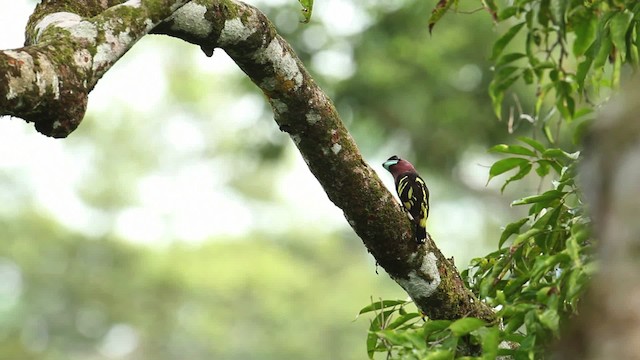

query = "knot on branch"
[{"left": 31, "top": 84, "right": 88, "bottom": 138}]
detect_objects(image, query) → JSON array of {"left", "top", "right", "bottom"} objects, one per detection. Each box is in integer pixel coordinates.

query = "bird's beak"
[{"left": 382, "top": 159, "right": 399, "bottom": 171}]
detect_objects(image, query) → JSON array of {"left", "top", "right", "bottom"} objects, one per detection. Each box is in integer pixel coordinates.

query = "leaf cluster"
[
  {"left": 362, "top": 136, "right": 595, "bottom": 358},
  {"left": 488, "top": 0, "right": 640, "bottom": 125},
  {"left": 360, "top": 300, "right": 499, "bottom": 359},
  {"left": 465, "top": 137, "right": 595, "bottom": 357},
  {"left": 357, "top": 1, "right": 640, "bottom": 357}
]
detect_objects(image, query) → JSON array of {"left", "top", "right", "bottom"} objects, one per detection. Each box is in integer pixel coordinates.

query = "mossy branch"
[{"left": 1, "top": 0, "right": 189, "bottom": 137}]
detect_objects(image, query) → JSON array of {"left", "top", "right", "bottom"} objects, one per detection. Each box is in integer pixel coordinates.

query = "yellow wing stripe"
[
  {"left": 398, "top": 177, "right": 409, "bottom": 195},
  {"left": 416, "top": 177, "right": 429, "bottom": 217},
  {"left": 397, "top": 174, "right": 429, "bottom": 224}
]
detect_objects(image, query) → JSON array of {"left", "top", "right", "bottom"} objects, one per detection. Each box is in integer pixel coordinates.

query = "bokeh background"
[{"left": 0, "top": 0, "right": 533, "bottom": 358}]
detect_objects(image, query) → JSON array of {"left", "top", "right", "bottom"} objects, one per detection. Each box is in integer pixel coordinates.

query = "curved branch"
[
  {"left": 0, "top": 0, "right": 494, "bottom": 322},
  {"left": 0, "top": 0, "right": 189, "bottom": 137},
  {"left": 155, "top": 0, "right": 494, "bottom": 321}
]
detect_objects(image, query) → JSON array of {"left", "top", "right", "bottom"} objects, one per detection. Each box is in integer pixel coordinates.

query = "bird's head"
[{"left": 382, "top": 155, "right": 416, "bottom": 176}]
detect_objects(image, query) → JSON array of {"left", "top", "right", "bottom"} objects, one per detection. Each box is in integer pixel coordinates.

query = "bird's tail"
[{"left": 415, "top": 224, "right": 427, "bottom": 244}]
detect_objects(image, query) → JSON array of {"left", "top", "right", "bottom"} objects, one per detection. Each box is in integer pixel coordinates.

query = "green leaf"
[
  {"left": 537, "top": 0, "right": 550, "bottom": 26},
  {"left": 479, "top": 275, "right": 496, "bottom": 299},
  {"left": 489, "top": 144, "right": 537, "bottom": 157},
  {"left": 423, "top": 319, "right": 453, "bottom": 336},
  {"left": 573, "top": 15, "right": 599, "bottom": 56},
  {"left": 557, "top": 94, "right": 576, "bottom": 120},
  {"left": 517, "top": 136, "right": 546, "bottom": 153},
  {"left": 542, "top": 148, "right": 580, "bottom": 161},
  {"left": 488, "top": 157, "right": 530, "bottom": 180},
  {"left": 489, "top": 75, "right": 520, "bottom": 119},
  {"left": 548, "top": 160, "right": 564, "bottom": 175},
  {"left": 367, "top": 309, "right": 396, "bottom": 357},
  {"left": 538, "top": 309, "right": 560, "bottom": 335},
  {"left": 576, "top": 57, "right": 593, "bottom": 91},
  {"left": 358, "top": 300, "right": 407, "bottom": 315},
  {"left": 480, "top": 327, "right": 500, "bottom": 360},
  {"left": 502, "top": 313, "right": 525, "bottom": 334},
  {"left": 405, "top": 331, "right": 428, "bottom": 350},
  {"left": 366, "top": 330, "right": 378, "bottom": 358},
  {"left": 522, "top": 68, "right": 534, "bottom": 84},
  {"left": 535, "top": 160, "right": 551, "bottom": 177},
  {"left": 376, "top": 330, "right": 411, "bottom": 346},
  {"left": 536, "top": 287, "right": 553, "bottom": 303},
  {"left": 429, "top": 0, "right": 455, "bottom": 34},
  {"left": 530, "top": 254, "right": 571, "bottom": 282},
  {"left": 387, "top": 313, "right": 422, "bottom": 330},
  {"left": 499, "top": 218, "right": 529, "bottom": 248},
  {"left": 566, "top": 269, "right": 590, "bottom": 301},
  {"left": 594, "top": 31, "right": 612, "bottom": 68},
  {"left": 449, "top": 317, "right": 486, "bottom": 336},
  {"left": 511, "top": 190, "right": 565, "bottom": 206},
  {"left": 297, "top": 0, "right": 314, "bottom": 23},
  {"left": 612, "top": 44, "right": 622, "bottom": 88},
  {"left": 631, "top": 23, "right": 640, "bottom": 66},
  {"left": 511, "top": 227, "right": 544, "bottom": 247},
  {"left": 566, "top": 235, "right": 582, "bottom": 264},
  {"left": 543, "top": 122, "right": 555, "bottom": 144},
  {"left": 489, "top": 88, "right": 504, "bottom": 120},
  {"left": 367, "top": 333, "right": 378, "bottom": 359},
  {"left": 525, "top": 32, "right": 539, "bottom": 68},
  {"left": 523, "top": 309, "right": 539, "bottom": 336},
  {"left": 496, "top": 52, "right": 527, "bottom": 67},
  {"left": 533, "top": 61, "right": 560, "bottom": 71},
  {"left": 504, "top": 276, "right": 528, "bottom": 297},
  {"left": 572, "top": 222, "right": 589, "bottom": 243},
  {"left": 498, "top": 6, "right": 520, "bottom": 21},
  {"left": 482, "top": 0, "right": 498, "bottom": 21},
  {"left": 518, "top": 326, "right": 537, "bottom": 353},
  {"left": 531, "top": 204, "right": 562, "bottom": 234},
  {"left": 496, "top": 65, "right": 520, "bottom": 79},
  {"left": 501, "top": 162, "right": 532, "bottom": 192},
  {"left": 573, "top": 107, "right": 594, "bottom": 120},
  {"left": 424, "top": 350, "right": 455, "bottom": 360},
  {"left": 369, "top": 310, "right": 396, "bottom": 331},
  {"left": 492, "top": 22, "right": 526, "bottom": 60},
  {"left": 610, "top": 10, "right": 634, "bottom": 60}
]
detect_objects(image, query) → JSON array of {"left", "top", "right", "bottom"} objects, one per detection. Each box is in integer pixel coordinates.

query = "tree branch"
[
  {"left": 1, "top": 0, "right": 189, "bottom": 137},
  {"left": 0, "top": 0, "right": 494, "bottom": 322}
]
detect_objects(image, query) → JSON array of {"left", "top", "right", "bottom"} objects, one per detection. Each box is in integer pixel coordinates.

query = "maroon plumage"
[{"left": 382, "top": 155, "right": 430, "bottom": 244}]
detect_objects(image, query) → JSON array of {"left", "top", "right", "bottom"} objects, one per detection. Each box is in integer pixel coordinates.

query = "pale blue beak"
[{"left": 382, "top": 159, "right": 399, "bottom": 171}]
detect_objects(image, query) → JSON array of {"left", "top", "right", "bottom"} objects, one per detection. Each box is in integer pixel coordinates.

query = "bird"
[{"left": 382, "top": 155, "right": 430, "bottom": 244}]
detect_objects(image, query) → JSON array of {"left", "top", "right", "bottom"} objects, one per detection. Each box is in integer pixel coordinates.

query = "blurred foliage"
[
  {"left": 0, "top": 212, "right": 405, "bottom": 359},
  {"left": 366, "top": 0, "right": 640, "bottom": 358},
  {"left": 297, "top": 0, "right": 314, "bottom": 23},
  {"left": 334, "top": 1, "right": 505, "bottom": 170},
  {"left": 365, "top": 141, "right": 593, "bottom": 358},
  {"left": 255, "top": 0, "right": 514, "bottom": 171}
]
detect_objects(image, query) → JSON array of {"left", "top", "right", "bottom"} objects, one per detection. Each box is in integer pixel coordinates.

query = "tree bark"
[
  {"left": 556, "top": 77, "right": 640, "bottom": 358},
  {"left": 0, "top": 0, "right": 495, "bottom": 322}
]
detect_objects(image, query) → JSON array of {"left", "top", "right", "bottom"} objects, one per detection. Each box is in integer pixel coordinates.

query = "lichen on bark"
[{"left": 1, "top": 0, "right": 188, "bottom": 137}]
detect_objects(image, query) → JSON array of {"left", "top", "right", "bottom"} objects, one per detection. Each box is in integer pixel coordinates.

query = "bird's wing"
[{"left": 397, "top": 174, "right": 429, "bottom": 225}]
